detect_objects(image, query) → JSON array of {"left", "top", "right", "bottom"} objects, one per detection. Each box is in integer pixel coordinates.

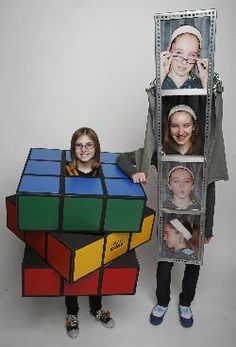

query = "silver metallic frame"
[{"left": 155, "top": 9, "right": 216, "bottom": 265}]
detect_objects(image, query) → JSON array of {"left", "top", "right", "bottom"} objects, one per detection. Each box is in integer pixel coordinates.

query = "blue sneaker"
[
  {"left": 179, "top": 305, "right": 194, "bottom": 328},
  {"left": 149, "top": 304, "right": 167, "bottom": 325}
]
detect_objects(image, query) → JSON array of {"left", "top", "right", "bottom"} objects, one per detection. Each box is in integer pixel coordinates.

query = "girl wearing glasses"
[
  {"left": 65, "top": 127, "right": 115, "bottom": 338},
  {"left": 160, "top": 25, "right": 208, "bottom": 89}
]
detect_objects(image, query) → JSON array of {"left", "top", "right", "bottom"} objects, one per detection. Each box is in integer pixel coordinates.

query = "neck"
[
  {"left": 178, "top": 143, "right": 191, "bottom": 155},
  {"left": 174, "top": 243, "right": 187, "bottom": 251},
  {"left": 76, "top": 160, "right": 93, "bottom": 173},
  {"left": 173, "top": 196, "right": 192, "bottom": 209},
  {"left": 169, "top": 69, "right": 188, "bottom": 88}
]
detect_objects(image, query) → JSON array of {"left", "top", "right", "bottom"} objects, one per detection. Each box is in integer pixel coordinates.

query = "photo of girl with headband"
[
  {"left": 163, "top": 103, "right": 203, "bottom": 155},
  {"left": 163, "top": 166, "right": 201, "bottom": 211},
  {"left": 162, "top": 217, "right": 200, "bottom": 260},
  {"left": 160, "top": 25, "right": 208, "bottom": 90}
]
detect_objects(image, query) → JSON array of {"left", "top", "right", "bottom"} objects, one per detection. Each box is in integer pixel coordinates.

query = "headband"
[
  {"left": 168, "top": 104, "right": 197, "bottom": 120},
  {"left": 168, "top": 165, "right": 194, "bottom": 183},
  {"left": 168, "top": 25, "right": 202, "bottom": 50},
  {"left": 169, "top": 218, "right": 192, "bottom": 240}
]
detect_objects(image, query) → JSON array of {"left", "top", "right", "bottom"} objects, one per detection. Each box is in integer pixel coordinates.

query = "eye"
[
  {"left": 172, "top": 49, "right": 183, "bottom": 55},
  {"left": 189, "top": 52, "right": 198, "bottom": 59},
  {"left": 184, "top": 123, "right": 192, "bottom": 128}
]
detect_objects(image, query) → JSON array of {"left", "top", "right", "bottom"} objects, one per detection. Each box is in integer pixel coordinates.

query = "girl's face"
[
  {"left": 168, "top": 168, "right": 194, "bottom": 199},
  {"left": 163, "top": 224, "right": 179, "bottom": 248},
  {"left": 170, "top": 111, "right": 194, "bottom": 148},
  {"left": 74, "top": 134, "right": 95, "bottom": 164},
  {"left": 170, "top": 33, "right": 200, "bottom": 78}
]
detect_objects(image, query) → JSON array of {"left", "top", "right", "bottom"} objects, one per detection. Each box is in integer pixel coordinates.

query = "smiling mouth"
[{"left": 175, "top": 136, "right": 189, "bottom": 143}]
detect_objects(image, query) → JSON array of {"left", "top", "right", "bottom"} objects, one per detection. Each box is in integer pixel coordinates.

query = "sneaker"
[
  {"left": 179, "top": 305, "right": 194, "bottom": 328},
  {"left": 65, "top": 314, "right": 79, "bottom": 338},
  {"left": 93, "top": 309, "right": 115, "bottom": 328},
  {"left": 149, "top": 304, "right": 167, "bottom": 325}
]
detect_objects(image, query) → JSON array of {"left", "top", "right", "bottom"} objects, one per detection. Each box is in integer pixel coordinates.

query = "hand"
[
  {"left": 160, "top": 51, "right": 173, "bottom": 84},
  {"left": 204, "top": 236, "right": 212, "bottom": 244},
  {"left": 196, "top": 58, "right": 208, "bottom": 89},
  {"left": 132, "top": 172, "right": 148, "bottom": 184}
]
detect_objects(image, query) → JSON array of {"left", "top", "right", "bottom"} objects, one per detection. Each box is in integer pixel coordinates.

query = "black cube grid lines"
[
  {"left": 22, "top": 246, "right": 140, "bottom": 297},
  {"left": 154, "top": 9, "right": 216, "bottom": 265},
  {"left": 16, "top": 149, "right": 146, "bottom": 233},
  {"left": 7, "top": 195, "right": 155, "bottom": 283}
]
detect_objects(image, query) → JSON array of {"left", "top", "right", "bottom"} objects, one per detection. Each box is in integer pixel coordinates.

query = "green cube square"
[
  {"left": 63, "top": 197, "right": 103, "bottom": 231},
  {"left": 18, "top": 196, "right": 59, "bottom": 230},
  {"left": 104, "top": 199, "right": 144, "bottom": 232}
]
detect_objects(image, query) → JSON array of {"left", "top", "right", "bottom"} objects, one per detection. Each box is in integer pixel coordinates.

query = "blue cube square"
[
  {"left": 102, "top": 164, "right": 128, "bottom": 178},
  {"left": 105, "top": 178, "right": 145, "bottom": 197},
  {"left": 24, "top": 160, "right": 61, "bottom": 175},
  {"left": 65, "top": 177, "right": 103, "bottom": 195},
  {"left": 18, "top": 176, "right": 60, "bottom": 194},
  {"left": 30, "top": 148, "right": 62, "bottom": 161}
]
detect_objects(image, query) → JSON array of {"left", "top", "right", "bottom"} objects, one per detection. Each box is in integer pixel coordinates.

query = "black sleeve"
[
  {"left": 205, "top": 182, "right": 215, "bottom": 237},
  {"left": 116, "top": 152, "right": 137, "bottom": 178}
]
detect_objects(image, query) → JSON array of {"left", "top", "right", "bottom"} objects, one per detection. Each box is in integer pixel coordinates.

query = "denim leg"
[
  {"left": 179, "top": 264, "right": 200, "bottom": 306},
  {"left": 65, "top": 296, "right": 79, "bottom": 315},
  {"left": 156, "top": 261, "right": 174, "bottom": 307},
  {"left": 89, "top": 295, "right": 102, "bottom": 316}
]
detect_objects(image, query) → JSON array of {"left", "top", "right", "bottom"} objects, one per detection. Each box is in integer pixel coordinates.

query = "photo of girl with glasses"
[
  {"left": 65, "top": 127, "right": 115, "bottom": 338},
  {"left": 163, "top": 104, "right": 203, "bottom": 155},
  {"left": 160, "top": 25, "right": 208, "bottom": 89},
  {"left": 163, "top": 166, "right": 200, "bottom": 211}
]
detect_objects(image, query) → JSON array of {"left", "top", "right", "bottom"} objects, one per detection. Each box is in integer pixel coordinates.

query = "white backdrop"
[{"left": 0, "top": 1, "right": 235, "bottom": 346}]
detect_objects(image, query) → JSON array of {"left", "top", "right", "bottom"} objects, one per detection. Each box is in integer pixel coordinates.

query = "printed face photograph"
[
  {"left": 159, "top": 16, "right": 211, "bottom": 92},
  {"left": 161, "top": 214, "right": 201, "bottom": 262},
  {"left": 162, "top": 95, "right": 206, "bottom": 156},
  {"left": 162, "top": 161, "right": 203, "bottom": 212}
]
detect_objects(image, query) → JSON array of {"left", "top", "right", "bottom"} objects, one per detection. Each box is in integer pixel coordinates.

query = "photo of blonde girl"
[{"left": 161, "top": 25, "right": 208, "bottom": 90}]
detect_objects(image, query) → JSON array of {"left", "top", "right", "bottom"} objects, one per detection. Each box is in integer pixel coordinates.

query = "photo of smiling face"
[
  {"left": 170, "top": 33, "right": 200, "bottom": 79},
  {"left": 168, "top": 167, "right": 194, "bottom": 203},
  {"left": 170, "top": 110, "right": 195, "bottom": 153}
]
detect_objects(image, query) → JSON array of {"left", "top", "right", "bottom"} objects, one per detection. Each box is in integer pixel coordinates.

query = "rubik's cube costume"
[{"left": 6, "top": 149, "right": 155, "bottom": 296}]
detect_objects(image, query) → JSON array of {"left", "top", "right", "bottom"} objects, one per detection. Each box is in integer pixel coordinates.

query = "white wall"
[{"left": 0, "top": 1, "right": 235, "bottom": 344}]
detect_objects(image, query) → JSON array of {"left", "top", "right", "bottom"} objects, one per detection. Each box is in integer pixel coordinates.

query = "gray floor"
[{"left": 0, "top": 170, "right": 235, "bottom": 347}]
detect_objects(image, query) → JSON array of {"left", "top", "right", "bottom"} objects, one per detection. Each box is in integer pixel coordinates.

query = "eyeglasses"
[
  {"left": 75, "top": 142, "right": 95, "bottom": 150},
  {"left": 172, "top": 53, "right": 198, "bottom": 65}
]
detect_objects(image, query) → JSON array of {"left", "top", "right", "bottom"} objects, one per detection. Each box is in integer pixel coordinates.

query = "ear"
[{"left": 168, "top": 183, "right": 172, "bottom": 191}]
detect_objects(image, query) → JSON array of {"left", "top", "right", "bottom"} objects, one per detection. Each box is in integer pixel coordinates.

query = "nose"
[{"left": 178, "top": 126, "right": 185, "bottom": 135}]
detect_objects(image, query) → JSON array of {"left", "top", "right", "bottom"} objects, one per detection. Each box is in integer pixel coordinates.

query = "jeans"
[
  {"left": 65, "top": 295, "right": 102, "bottom": 316},
  {"left": 156, "top": 261, "right": 200, "bottom": 307}
]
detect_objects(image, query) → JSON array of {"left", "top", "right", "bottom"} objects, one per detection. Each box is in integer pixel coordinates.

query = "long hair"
[
  {"left": 70, "top": 127, "right": 101, "bottom": 169},
  {"left": 163, "top": 112, "right": 203, "bottom": 155},
  {"left": 182, "top": 221, "right": 200, "bottom": 256}
]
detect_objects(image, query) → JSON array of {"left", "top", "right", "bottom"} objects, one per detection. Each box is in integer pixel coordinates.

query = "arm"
[
  {"left": 116, "top": 151, "right": 148, "bottom": 184},
  {"left": 204, "top": 182, "right": 215, "bottom": 242},
  {"left": 116, "top": 151, "right": 137, "bottom": 178}
]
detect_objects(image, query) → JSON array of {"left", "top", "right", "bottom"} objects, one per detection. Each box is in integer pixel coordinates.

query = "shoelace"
[
  {"left": 153, "top": 306, "right": 166, "bottom": 314},
  {"left": 97, "top": 310, "right": 111, "bottom": 323},
  {"left": 67, "top": 315, "right": 78, "bottom": 328},
  {"left": 180, "top": 306, "right": 192, "bottom": 318}
]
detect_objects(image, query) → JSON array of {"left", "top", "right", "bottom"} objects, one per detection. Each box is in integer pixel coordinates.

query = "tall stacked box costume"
[{"left": 116, "top": 9, "right": 228, "bottom": 311}]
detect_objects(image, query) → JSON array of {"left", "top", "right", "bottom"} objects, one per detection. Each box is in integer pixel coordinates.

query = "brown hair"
[
  {"left": 163, "top": 111, "right": 203, "bottom": 155},
  {"left": 70, "top": 127, "right": 101, "bottom": 169},
  {"left": 182, "top": 221, "right": 200, "bottom": 256}
]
